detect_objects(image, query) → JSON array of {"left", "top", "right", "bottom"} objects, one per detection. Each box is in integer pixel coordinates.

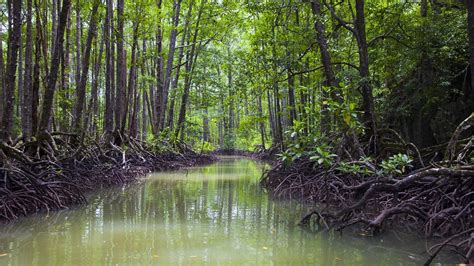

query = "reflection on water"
[{"left": 0, "top": 157, "right": 437, "bottom": 265}]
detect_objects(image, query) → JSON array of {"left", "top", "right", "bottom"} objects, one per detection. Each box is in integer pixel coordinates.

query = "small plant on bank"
[
  {"left": 337, "top": 162, "right": 374, "bottom": 176},
  {"left": 380, "top": 153, "right": 413, "bottom": 176},
  {"left": 309, "top": 145, "right": 337, "bottom": 169}
]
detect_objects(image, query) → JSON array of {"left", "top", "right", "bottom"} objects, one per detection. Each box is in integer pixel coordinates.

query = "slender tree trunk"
[
  {"left": 0, "top": 34, "right": 5, "bottom": 125},
  {"left": 123, "top": 23, "right": 139, "bottom": 134},
  {"left": 17, "top": 30, "right": 23, "bottom": 123},
  {"left": 115, "top": 0, "right": 125, "bottom": 131},
  {"left": 270, "top": 27, "right": 283, "bottom": 149},
  {"left": 87, "top": 29, "right": 104, "bottom": 137},
  {"left": 203, "top": 108, "right": 210, "bottom": 142},
  {"left": 159, "top": 0, "right": 182, "bottom": 131},
  {"left": 311, "top": 0, "right": 339, "bottom": 132},
  {"left": 287, "top": 55, "right": 297, "bottom": 126},
  {"left": 467, "top": 0, "right": 474, "bottom": 91},
  {"left": 104, "top": 0, "right": 114, "bottom": 133},
  {"left": 60, "top": 5, "right": 72, "bottom": 132},
  {"left": 227, "top": 52, "right": 235, "bottom": 136},
  {"left": 32, "top": 7, "right": 42, "bottom": 134},
  {"left": 73, "top": 0, "right": 100, "bottom": 133},
  {"left": 0, "top": 0, "right": 22, "bottom": 141},
  {"left": 258, "top": 94, "right": 266, "bottom": 150},
  {"left": 141, "top": 42, "right": 148, "bottom": 140},
  {"left": 167, "top": 0, "right": 194, "bottom": 130},
  {"left": 355, "top": 0, "right": 377, "bottom": 140},
  {"left": 142, "top": 90, "right": 148, "bottom": 140},
  {"left": 22, "top": 0, "right": 34, "bottom": 141},
  {"left": 153, "top": 0, "right": 164, "bottom": 135},
  {"left": 421, "top": 0, "right": 428, "bottom": 17},
  {"left": 37, "top": 0, "right": 71, "bottom": 137},
  {"left": 75, "top": 0, "right": 81, "bottom": 106},
  {"left": 52, "top": 0, "right": 58, "bottom": 55},
  {"left": 267, "top": 88, "right": 275, "bottom": 144},
  {"left": 175, "top": 0, "right": 205, "bottom": 139}
]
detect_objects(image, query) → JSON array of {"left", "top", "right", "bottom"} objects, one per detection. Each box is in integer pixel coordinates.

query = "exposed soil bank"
[{"left": 0, "top": 136, "right": 215, "bottom": 223}]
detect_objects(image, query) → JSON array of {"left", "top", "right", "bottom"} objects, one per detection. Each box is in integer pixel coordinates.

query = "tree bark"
[
  {"left": 166, "top": 0, "right": 194, "bottom": 130},
  {"left": 0, "top": 34, "right": 5, "bottom": 125},
  {"left": 60, "top": 5, "right": 72, "bottom": 132},
  {"left": 203, "top": 108, "right": 210, "bottom": 142},
  {"left": 0, "top": 0, "right": 22, "bottom": 141},
  {"left": 175, "top": 0, "right": 205, "bottom": 139},
  {"left": 37, "top": 0, "right": 72, "bottom": 137},
  {"left": 86, "top": 28, "right": 104, "bottom": 137},
  {"left": 153, "top": 0, "right": 164, "bottom": 135},
  {"left": 75, "top": 0, "right": 81, "bottom": 104},
  {"left": 311, "top": 0, "right": 339, "bottom": 132},
  {"left": 104, "top": 0, "right": 114, "bottom": 133},
  {"left": 123, "top": 23, "right": 139, "bottom": 134},
  {"left": 73, "top": 0, "right": 100, "bottom": 133},
  {"left": 355, "top": 0, "right": 377, "bottom": 141},
  {"left": 158, "top": 0, "right": 183, "bottom": 131},
  {"left": 22, "top": 0, "right": 34, "bottom": 141},
  {"left": 115, "top": 0, "right": 125, "bottom": 131},
  {"left": 467, "top": 0, "right": 474, "bottom": 91},
  {"left": 32, "top": 6, "right": 42, "bottom": 134}
]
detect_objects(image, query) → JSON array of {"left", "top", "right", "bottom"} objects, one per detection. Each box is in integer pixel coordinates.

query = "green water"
[{"left": 0, "top": 157, "right": 445, "bottom": 265}]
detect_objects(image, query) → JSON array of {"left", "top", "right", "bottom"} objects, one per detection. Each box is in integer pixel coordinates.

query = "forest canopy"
[{"left": 0, "top": 0, "right": 471, "bottom": 152}]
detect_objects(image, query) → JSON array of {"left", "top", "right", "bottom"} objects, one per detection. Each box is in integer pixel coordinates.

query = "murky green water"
[{"left": 0, "top": 157, "right": 448, "bottom": 265}]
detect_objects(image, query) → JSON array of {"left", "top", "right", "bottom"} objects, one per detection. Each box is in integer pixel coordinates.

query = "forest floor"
[{"left": 0, "top": 133, "right": 215, "bottom": 223}]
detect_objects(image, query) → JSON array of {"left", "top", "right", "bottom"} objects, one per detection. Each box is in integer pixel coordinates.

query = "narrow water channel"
[{"left": 0, "top": 157, "right": 440, "bottom": 265}]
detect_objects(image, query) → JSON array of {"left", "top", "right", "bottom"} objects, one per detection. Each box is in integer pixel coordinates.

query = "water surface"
[{"left": 0, "top": 157, "right": 445, "bottom": 265}]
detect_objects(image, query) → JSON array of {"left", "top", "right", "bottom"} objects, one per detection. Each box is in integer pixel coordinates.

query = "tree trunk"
[
  {"left": 115, "top": 0, "right": 125, "bottom": 131},
  {"left": 32, "top": 8, "right": 42, "bottom": 134},
  {"left": 166, "top": 0, "right": 194, "bottom": 130},
  {"left": 203, "top": 108, "right": 210, "bottom": 142},
  {"left": 258, "top": 94, "right": 266, "bottom": 150},
  {"left": 159, "top": 0, "right": 183, "bottom": 131},
  {"left": 355, "top": 0, "right": 377, "bottom": 141},
  {"left": 123, "top": 23, "right": 139, "bottom": 134},
  {"left": 311, "top": 0, "right": 339, "bottom": 133},
  {"left": 17, "top": 28, "right": 23, "bottom": 125},
  {"left": 421, "top": 0, "right": 428, "bottom": 17},
  {"left": 467, "top": 0, "right": 474, "bottom": 91},
  {"left": 175, "top": 0, "right": 205, "bottom": 139},
  {"left": 0, "top": 34, "right": 5, "bottom": 125},
  {"left": 104, "top": 0, "right": 114, "bottom": 133},
  {"left": 52, "top": 0, "right": 58, "bottom": 56},
  {"left": 73, "top": 0, "right": 100, "bottom": 133},
  {"left": 287, "top": 55, "right": 297, "bottom": 126},
  {"left": 75, "top": 0, "right": 81, "bottom": 106},
  {"left": 0, "top": 0, "right": 22, "bottom": 141},
  {"left": 22, "top": 0, "right": 34, "bottom": 141},
  {"left": 37, "top": 0, "right": 71, "bottom": 137},
  {"left": 60, "top": 5, "right": 72, "bottom": 132},
  {"left": 86, "top": 29, "right": 104, "bottom": 137},
  {"left": 153, "top": 0, "right": 164, "bottom": 135}
]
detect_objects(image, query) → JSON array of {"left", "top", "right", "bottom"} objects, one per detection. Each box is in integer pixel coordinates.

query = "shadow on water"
[{"left": 0, "top": 157, "right": 454, "bottom": 265}]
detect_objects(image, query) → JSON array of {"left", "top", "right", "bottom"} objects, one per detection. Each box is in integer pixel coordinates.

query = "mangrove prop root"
[
  {"left": 263, "top": 151, "right": 473, "bottom": 263},
  {"left": 0, "top": 135, "right": 216, "bottom": 223}
]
